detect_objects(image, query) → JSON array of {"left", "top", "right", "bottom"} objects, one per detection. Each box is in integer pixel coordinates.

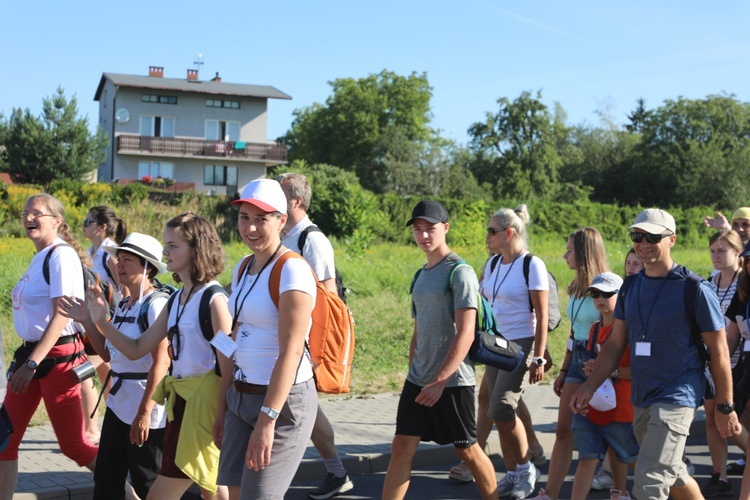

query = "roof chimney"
[
  {"left": 149, "top": 66, "right": 164, "bottom": 78},
  {"left": 211, "top": 72, "right": 222, "bottom": 82},
  {"left": 187, "top": 69, "right": 199, "bottom": 81}
]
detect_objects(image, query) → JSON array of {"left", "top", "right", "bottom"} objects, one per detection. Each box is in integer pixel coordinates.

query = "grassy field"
[{"left": 1, "top": 232, "right": 715, "bottom": 426}]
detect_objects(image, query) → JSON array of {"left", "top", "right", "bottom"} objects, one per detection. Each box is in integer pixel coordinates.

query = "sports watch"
[
  {"left": 260, "top": 406, "right": 280, "bottom": 420},
  {"left": 531, "top": 356, "right": 547, "bottom": 367},
  {"left": 717, "top": 403, "right": 735, "bottom": 415},
  {"left": 26, "top": 360, "right": 38, "bottom": 371}
]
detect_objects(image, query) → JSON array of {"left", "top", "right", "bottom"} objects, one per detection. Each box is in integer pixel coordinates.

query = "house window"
[
  {"left": 139, "top": 161, "right": 175, "bottom": 180},
  {"left": 140, "top": 116, "right": 175, "bottom": 137},
  {"left": 205, "top": 120, "right": 240, "bottom": 142},
  {"left": 204, "top": 165, "right": 238, "bottom": 186},
  {"left": 206, "top": 99, "right": 240, "bottom": 109},
  {"left": 142, "top": 94, "right": 178, "bottom": 104}
]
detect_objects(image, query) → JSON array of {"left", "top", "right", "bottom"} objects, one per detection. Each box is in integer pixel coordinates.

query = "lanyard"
[
  {"left": 589, "top": 322, "right": 601, "bottom": 357},
  {"left": 174, "top": 286, "right": 196, "bottom": 328},
  {"left": 569, "top": 295, "right": 586, "bottom": 331},
  {"left": 715, "top": 269, "right": 738, "bottom": 305},
  {"left": 231, "top": 243, "right": 282, "bottom": 331},
  {"left": 637, "top": 263, "right": 676, "bottom": 341},
  {"left": 491, "top": 251, "right": 522, "bottom": 306}
]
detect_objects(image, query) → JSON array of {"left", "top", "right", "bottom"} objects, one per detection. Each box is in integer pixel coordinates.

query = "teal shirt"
[{"left": 567, "top": 295, "right": 600, "bottom": 341}]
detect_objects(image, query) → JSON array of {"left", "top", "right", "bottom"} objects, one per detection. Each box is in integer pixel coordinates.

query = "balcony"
[{"left": 116, "top": 135, "right": 287, "bottom": 163}]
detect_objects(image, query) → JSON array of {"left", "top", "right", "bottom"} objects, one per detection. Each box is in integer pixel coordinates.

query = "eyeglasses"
[
  {"left": 487, "top": 227, "right": 505, "bottom": 236},
  {"left": 83, "top": 219, "right": 96, "bottom": 227},
  {"left": 629, "top": 232, "right": 674, "bottom": 244},
  {"left": 167, "top": 325, "right": 181, "bottom": 361},
  {"left": 590, "top": 290, "right": 617, "bottom": 299},
  {"left": 22, "top": 211, "right": 53, "bottom": 220}
]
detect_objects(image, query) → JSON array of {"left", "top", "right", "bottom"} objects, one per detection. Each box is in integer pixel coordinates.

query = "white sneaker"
[
  {"left": 511, "top": 463, "right": 539, "bottom": 499},
  {"left": 498, "top": 472, "right": 516, "bottom": 497},
  {"left": 533, "top": 487, "right": 551, "bottom": 500},
  {"left": 592, "top": 467, "right": 614, "bottom": 490},
  {"left": 610, "top": 489, "right": 631, "bottom": 500}
]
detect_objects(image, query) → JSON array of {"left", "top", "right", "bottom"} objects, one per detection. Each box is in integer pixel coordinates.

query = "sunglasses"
[
  {"left": 83, "top": 218, "right": 97, "bottom": 227},
  {"left": 629, "top": 232, "right": 673, "bottom": 244},
  {"left": 590, "top": 290, "right": 617, "bottom": 299},
  {"left": 167, "top": 325, "right": 181, "bottom": 361},
  {"left": 487, "top": 227, "right": 505, "bottom": 236}
]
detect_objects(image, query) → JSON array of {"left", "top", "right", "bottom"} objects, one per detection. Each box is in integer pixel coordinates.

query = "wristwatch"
[
  {"left": 531, "top": 356, "right": 547, "bottom": 367},
  {"left": 260, "top": 405, "right": 280, "bottom": 420},
  {"left": 26, "top": 360, "right": 38, "bottom": 371},
  {"left": 717, "top": 402, "right": 735, "bottom": 415}
]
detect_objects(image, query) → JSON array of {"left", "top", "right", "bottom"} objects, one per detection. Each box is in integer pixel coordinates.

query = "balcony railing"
[{"left": 116, "top": 135, "right": 287, "bottom": 162}]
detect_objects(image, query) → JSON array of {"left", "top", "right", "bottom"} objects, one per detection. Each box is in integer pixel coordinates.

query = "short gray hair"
[{"left": 275, "top": 172, "right": 311, "bottom": 211}]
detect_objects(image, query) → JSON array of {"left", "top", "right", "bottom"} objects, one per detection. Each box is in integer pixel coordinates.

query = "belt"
[
  {"left": 23, "top": 335, "right": 79, "bottom": 349},
  {"left": 109, "top": 371, "right": 150, "bottom": 396},
  {"left": 233, "top": 381, "right": 268, "bottom": 395}
]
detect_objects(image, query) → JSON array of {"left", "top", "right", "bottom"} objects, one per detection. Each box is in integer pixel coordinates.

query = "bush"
[{"left": 120, "top": 182, "right": 150, "bottom": 204}]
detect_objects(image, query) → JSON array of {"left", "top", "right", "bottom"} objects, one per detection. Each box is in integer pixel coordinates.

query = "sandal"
[{"left": 448, "top": 461, "right": 474, "bottom": 482}]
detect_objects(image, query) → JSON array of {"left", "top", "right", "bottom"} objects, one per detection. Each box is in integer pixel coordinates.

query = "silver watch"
[{"left": 260, "top": 406, "right": 280, "bottom": 420}]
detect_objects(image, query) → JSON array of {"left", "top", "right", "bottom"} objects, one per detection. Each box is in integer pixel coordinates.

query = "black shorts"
[{"left": 395, "top": 380, "right": 477, "bottom": 448}]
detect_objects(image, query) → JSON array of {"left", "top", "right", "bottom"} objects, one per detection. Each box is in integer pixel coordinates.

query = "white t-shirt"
[
  {"left": 281, "top": 216, "right": 336, "bottom": 282},
  {"left": 481, "top": 252, "right": 549, "bottom": 341},
  {"left": 168, "top": 281, "right": 225, "bottom": 379},
  {"left": 12, "top": 238, "right": 84, "bottom": 341},
  {"left": 106, "top": 291, "right": 168, "bottom": 428},
  {"left": 229, "top": 251, "right": 316, "bottom": 385}
]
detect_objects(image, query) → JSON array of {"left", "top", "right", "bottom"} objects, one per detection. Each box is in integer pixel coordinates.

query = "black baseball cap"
[{"left": 406, "top": 200, "right": 449, "bottom": 226}]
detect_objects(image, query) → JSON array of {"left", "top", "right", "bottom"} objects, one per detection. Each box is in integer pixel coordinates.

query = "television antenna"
[{"left": 194, "top": 53, "right": 205, "bottom": 72}]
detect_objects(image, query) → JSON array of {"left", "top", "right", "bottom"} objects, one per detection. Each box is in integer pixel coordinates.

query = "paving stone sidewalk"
[{"left": 13, "top": 383, "right": 706, "bottom": 499}]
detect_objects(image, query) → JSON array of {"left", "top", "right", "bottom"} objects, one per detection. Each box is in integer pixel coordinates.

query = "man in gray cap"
[{"left": 571, "top": 208, "right": 741, "bottom": 499}]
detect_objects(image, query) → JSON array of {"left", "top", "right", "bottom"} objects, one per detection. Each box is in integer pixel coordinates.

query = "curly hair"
[{"left": 165, "top": 212, "right": 224, "bottom": 285}]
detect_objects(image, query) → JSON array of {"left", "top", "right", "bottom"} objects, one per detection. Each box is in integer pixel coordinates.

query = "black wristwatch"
[
  {"left": 26, "top": 359, "right": 38, "bottom": 371},
  {"left": 717, "top": 402, "right": 735, "bottom": 415}
]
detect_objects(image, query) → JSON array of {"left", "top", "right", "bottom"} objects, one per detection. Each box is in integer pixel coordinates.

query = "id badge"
[
  {"left": 635, "top": 342, "right": 651, "bottom": 357},
  {"left": 567, "top": 337, "right": 574, "bottom": 351},
  {"left": 744, "top": 341, "right": 750, "bottom": 353}
]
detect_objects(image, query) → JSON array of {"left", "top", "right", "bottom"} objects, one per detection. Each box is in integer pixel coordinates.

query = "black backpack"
[
  {"left": 43, "top": 244, "right": 117, "bottom": 319},
  {"left": 298, "top": 225, "right": 348, "bottom": 303},
  {"left": 166, "top": 284, "right": 228, "bottom": 375},
  {"left": 490, "top": 253, "right": 561, "bottom": 331},
  {"left": 111, "top": 279, "right": 179, "bottom": 334}
]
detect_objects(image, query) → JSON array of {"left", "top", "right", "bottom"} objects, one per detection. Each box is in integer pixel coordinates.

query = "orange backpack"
[{"left": 268, "top": 252, "right": 355, "bottom": 394}]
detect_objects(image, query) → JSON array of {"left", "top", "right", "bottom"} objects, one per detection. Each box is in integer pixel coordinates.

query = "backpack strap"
[
  {"left": 237, "top": 255, "right": 254, "bottom": 282},
  {"left": 297, "top": 225, "right": 322, "bottom": 253},
  {"left": 489, "top": 254, "right": 501, "bottom": 274},
  {"left": 683, "top": 271, "right": 709, "bottom": 365},
  {"left": 199, "top": 284, "right": 228, "bottom": 376},
  {"left": 136, "top": 291, "right": 171, "bottom": 333},
  {"left": 102, "top": 253, "right": 115, "bottom": 282},
  {"left": 523, "top": 253, "right": 533, "bottom": 312},
  {"left": 269, "top": 252, "right": 303, "bottom": 309},
  {"left": 43, "top": 244, "right": 70, "bottom": 284}
]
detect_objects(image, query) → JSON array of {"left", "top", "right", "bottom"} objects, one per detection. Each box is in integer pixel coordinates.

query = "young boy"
[
  {"left": 381, "top": 200, "right": 498, "bottom": 500},
  {"left": 571, "top": 272, "right": 638, "bottom": 500}
]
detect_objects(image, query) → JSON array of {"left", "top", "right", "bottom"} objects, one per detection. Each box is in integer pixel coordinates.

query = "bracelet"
[{"left": 560, "top": 368, "right": 568, "bottom": 373}]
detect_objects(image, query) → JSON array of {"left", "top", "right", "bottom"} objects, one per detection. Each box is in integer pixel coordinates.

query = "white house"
[{"left": 94, "top": 66, "right": 291, "bottom": 195}]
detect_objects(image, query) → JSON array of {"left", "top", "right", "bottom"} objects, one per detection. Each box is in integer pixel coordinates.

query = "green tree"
[
  {"left": 5, "top": 87, "right": 108, "bottom": 186},
  {"left": 634, "top": 94, "right": 750, "bottom": 208},
  {"left": 282, "top": 70, "right": 434, "bottom": 192},
  {"left": 468, "top": 90, "right": 567, "bottom": 200},
  {"left": 625, "top": 98, "right": 649, "bottom": 133}
]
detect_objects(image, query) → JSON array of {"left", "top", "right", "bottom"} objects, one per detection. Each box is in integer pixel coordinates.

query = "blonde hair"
[
  {"left": 567, "top": 227, "right": 608, "bottom": 298},
  {"left": 28, "top": 193, "right": 91, "bottom": 267},
  {"left": 491, "top": 204, "right": 531, "bottom": 249}
]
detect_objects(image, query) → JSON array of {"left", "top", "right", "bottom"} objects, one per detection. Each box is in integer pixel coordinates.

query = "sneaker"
[
  {"left": 610, "top": 489, "right": 631, "bottom": 500},
  {"left": 511, "top": 463, "right": 539, "bottom": 499},
  {"left": 702, "top": 474, "right": 733, "bottom": 498},
  {"left": 727, "top": 460, "right": 746, "bottom": 476},
  {"left": 683, "top": 457, "right": 696, "bottom": 476},
  {"left": 591, "top": 467, "right": 614, "bottom": 491},
  {"left": 308, "top": 473, "right": 353, "bottom": 499},
  {"left": 533, "top": 488, "right": 551, "bottom": 500},
  {"left": 528, "top": 446, "right": 547, "bottom": 467},
  {"left": 448, "top": 460, "right": 474, "bottom": 482},
  {"left": 497, "top": 473, "right": 517, "bottom": 498}
]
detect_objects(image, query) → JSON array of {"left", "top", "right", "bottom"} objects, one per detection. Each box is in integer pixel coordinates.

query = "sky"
[{"left": 2, "top": 1, "right": 749, "bottom": 146}]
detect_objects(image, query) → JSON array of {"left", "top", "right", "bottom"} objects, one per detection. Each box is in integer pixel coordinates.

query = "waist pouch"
[{"left": 12, "top": 343, "right": 85, "bottom": 379}]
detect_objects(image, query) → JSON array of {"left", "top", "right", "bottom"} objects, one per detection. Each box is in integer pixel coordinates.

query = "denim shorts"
[
  {"left": 572, "top": 414, "right": 639, "bottom": 463},
  {"left": 565, "top": 340, "right": 592, "bottom": 384}
]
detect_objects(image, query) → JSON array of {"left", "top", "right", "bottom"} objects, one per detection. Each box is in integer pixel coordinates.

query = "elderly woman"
[
  {"left": 0, "top": 193, "right": 98, "bottom": 498},
  {"left": 216, "top": 179, "right": 318, "bottom": 499}
]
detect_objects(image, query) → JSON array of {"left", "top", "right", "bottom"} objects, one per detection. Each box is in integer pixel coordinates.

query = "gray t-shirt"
[{"left": 407, "top": 253, "right": 477, "bottom": 388}]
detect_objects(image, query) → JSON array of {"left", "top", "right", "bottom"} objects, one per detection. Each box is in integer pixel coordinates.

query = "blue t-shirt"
[
  {"left": 614, "top": 265, "right": 724, "bottom": 409},
  {"left": 567, "top": 295, "right": 600, "bottom": 341}
]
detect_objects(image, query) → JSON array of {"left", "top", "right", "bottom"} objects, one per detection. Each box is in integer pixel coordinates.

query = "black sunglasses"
[
  {"left": 590, "top": 290, "right": 617, "bottom": 299},
  {"left": 83, "top": 218, "right": 96, "bottom": 227},
  {"left": 487, "top": 227, "right": 506, "bottom": 236},
  {"left": 629, "top": 232, "right": 673, "bottom": 244},
  {"left": 167, "top": 325, "right": 181, "bottom": 361}
]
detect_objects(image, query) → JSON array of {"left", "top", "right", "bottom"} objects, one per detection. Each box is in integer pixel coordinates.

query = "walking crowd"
[{"left": 2, "top": 173, "right": 750, "bottom": 499}]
